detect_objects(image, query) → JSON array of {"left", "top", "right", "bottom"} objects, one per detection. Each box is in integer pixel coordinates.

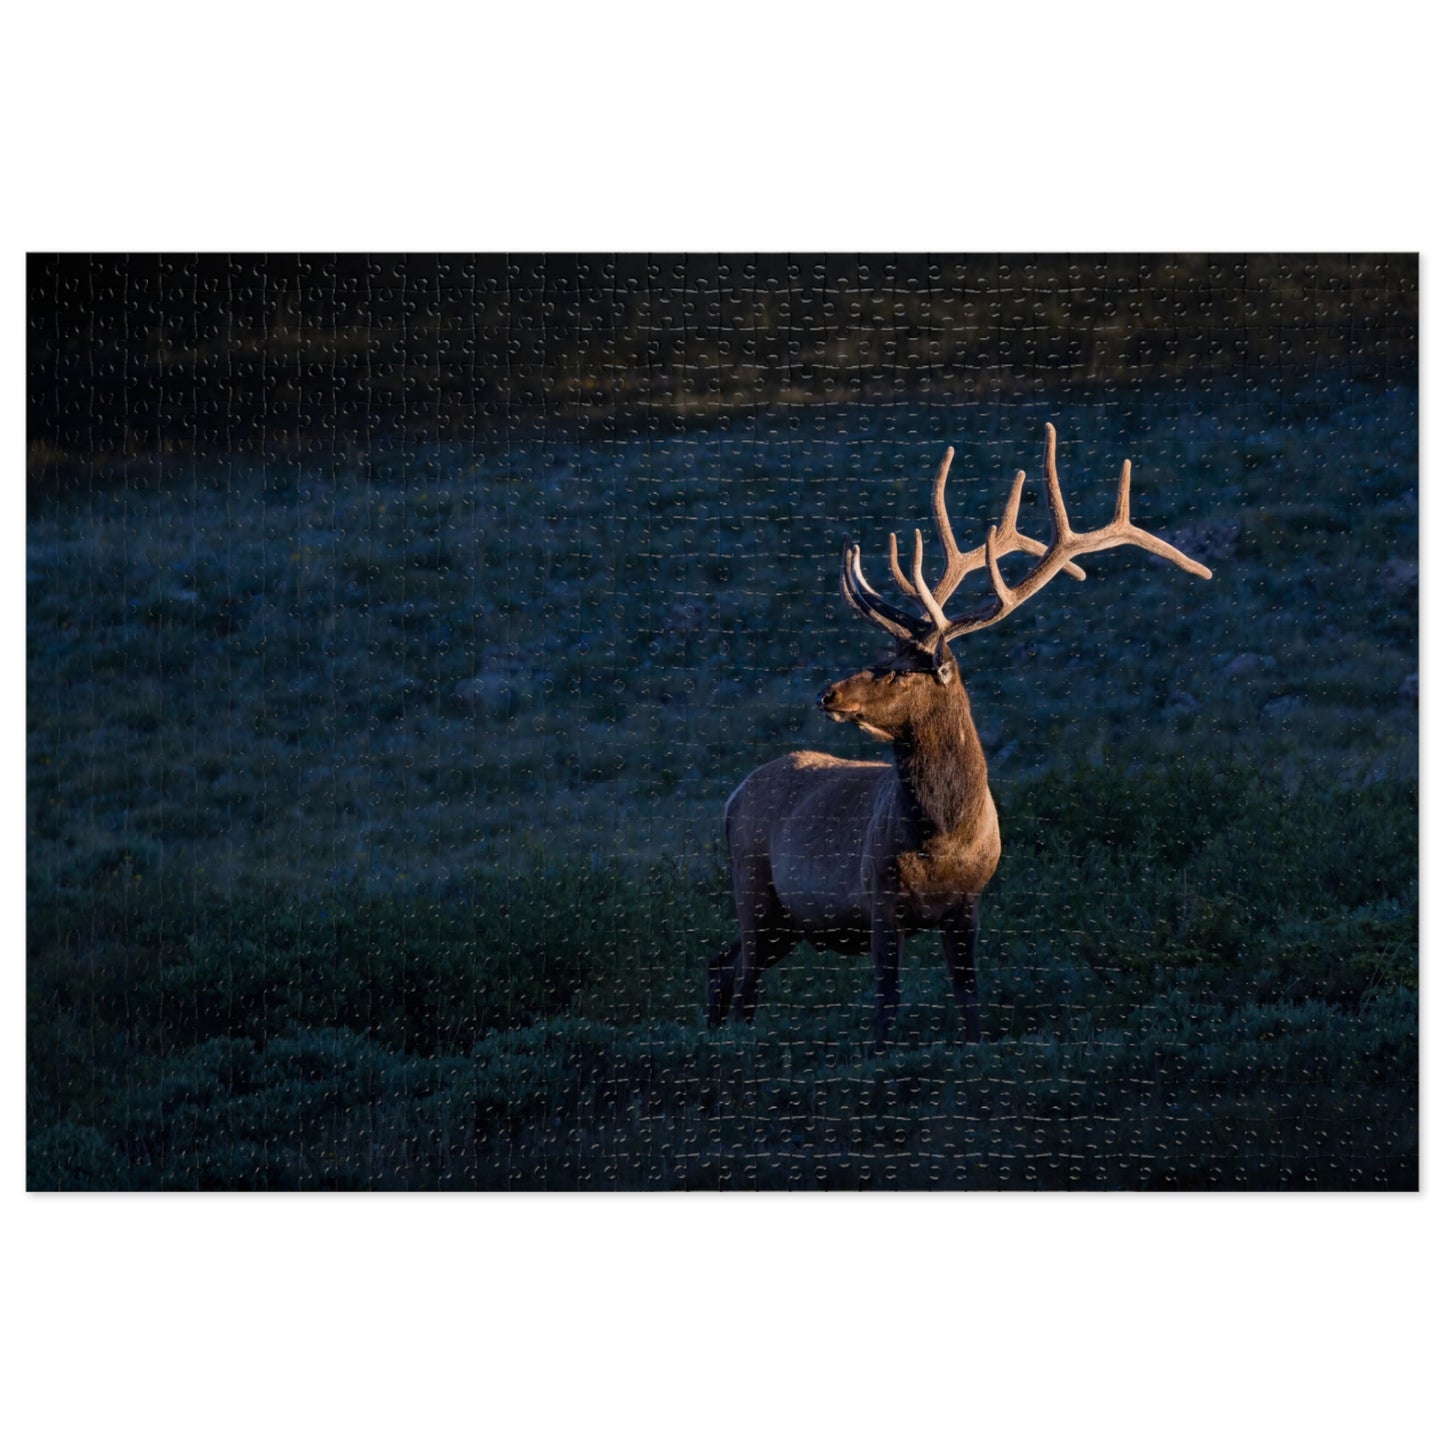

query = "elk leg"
[
  {"left": 870, "top": 916, "right": 904, "bottom": 1050},
  {"left": 728, "top": 844, "right": 792, "bottom": 1025},
  {"left": 943, "top": 899, "right": 982, "bottom": 1043},
  {"left": 732, "top": 920, "right": 794, "bottom": 1024}
]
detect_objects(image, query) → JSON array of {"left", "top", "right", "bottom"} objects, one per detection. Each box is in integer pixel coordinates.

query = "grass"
[
  {"left": 27, "top": 369, "right": 1418, "bottom": 1188},
  {"left": 27, "top": 764, "right": 1417, "bottom": 1189}
]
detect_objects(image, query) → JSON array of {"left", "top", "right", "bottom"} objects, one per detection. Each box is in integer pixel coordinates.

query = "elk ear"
[{"left": 932, "top": 647, "right": 956, "bottom": 685}]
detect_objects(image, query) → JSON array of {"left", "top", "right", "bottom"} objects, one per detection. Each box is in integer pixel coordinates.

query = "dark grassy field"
[{"left": 27, "top": 368, "right": 1418, "bottom": 1188}]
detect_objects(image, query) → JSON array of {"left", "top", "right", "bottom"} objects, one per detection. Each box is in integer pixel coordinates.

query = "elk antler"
[
  {"left": 840, "top": 425, "right": 1213, "bottom": 655},
  {"left": 885, "top": 446, "right": 1087, "bottom": 606}
]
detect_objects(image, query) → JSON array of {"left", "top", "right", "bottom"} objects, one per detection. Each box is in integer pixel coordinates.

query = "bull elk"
[{"left": 706, "top": 424, "right": 1212, "bottom": 1048}]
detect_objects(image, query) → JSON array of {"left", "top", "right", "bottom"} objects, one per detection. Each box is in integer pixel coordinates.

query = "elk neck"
[{"left": 890, "top": 679, "right": 992, "bottom": 845}]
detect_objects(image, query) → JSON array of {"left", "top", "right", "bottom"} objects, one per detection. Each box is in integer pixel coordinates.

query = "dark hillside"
[{"left": 28, "top": 253, "right": 1416, "bottom": 467}]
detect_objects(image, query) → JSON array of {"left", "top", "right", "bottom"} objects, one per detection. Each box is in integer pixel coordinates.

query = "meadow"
[{"left": 27, "top": 369, "right": 1418, "bottom": 1187}]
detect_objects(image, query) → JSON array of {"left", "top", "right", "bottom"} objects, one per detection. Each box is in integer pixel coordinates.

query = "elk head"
[
  {"left": 820, "top": 424, "right": 1213, "bottom": 736},
  {"left": 818, "top": 647, "right": 959, "bottom": 744}
]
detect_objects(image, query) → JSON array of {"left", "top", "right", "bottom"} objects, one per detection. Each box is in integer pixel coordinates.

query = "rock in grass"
[
  {"left": 1220, "top": 651, "right": 1279, "bottom": 681},
  {"left": 1380, "top": 556, "right": 1418, "bottom": 598},
  {"left": 1262, "top": 694, "right": 1307, "bottom": 722}
]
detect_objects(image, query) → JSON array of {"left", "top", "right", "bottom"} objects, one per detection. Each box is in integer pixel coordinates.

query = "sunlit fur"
[{"left": 708, "top": 641, "right": 999, "bottom": 1047}]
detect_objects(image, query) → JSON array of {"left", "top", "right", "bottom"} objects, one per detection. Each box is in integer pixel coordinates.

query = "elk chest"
[{"left": 895, "top": 838, "right": 999, "bottom": 925}]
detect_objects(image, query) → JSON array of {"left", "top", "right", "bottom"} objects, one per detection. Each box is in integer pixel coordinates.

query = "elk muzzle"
[{"left": 817, "top": 682, "right": 859, "bottom": 723}]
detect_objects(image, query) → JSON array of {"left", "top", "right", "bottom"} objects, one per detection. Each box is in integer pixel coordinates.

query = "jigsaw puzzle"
[{"left": 26, "top": 254, "right": 1418, "bottom": 1189}]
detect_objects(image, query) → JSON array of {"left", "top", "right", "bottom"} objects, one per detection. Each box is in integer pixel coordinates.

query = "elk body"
[{"left": 706, "top": 425, "right": 1212, "bottom": 1048}]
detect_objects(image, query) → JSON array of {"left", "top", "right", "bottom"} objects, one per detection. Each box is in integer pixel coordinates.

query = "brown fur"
[{"left": 708, "top": 643, "right": 998, "bottom": 1046}]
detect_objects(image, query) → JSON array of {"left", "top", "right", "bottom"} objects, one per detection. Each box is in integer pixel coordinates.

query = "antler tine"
[
  {"left": 910, "top": 529, "right": 952, "bottom": 644},
  {"left": 840, "top": 542, "right": 928, "bottom": 645},
  {"left": 1114, "top": 522, "right": 1215, "bottom": 579},
  {"left": 1114, "top": 457, "right": 1131, "bottom": 528},
  {"left": 983, "top": 526, "right": 1016, "bottom": 613},
  {"left": 1111, "top": 456, "right": 1212, "bottom": 579},
  {"left": 1041, "top": 421, "right": 1073, "bottom": 547},
  {"left": 998, "top": 468, "right": 1026, "bottom": 536},
  {"left": 888, "top": 530, "right": 921, "bottom": 599},
  {"left": 888, "top": 449, "right": 958, "bottom": 601},
  {"left": 937, "top": 424, "right": 1213, "bottom": 643},
  {"left": 928, "top": 447, "right": 971, "bottom": 601}
]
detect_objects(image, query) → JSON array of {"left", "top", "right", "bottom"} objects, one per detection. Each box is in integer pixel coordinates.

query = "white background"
[{"left": 4, "top": 5, "right": 1436, "bottom": 1441}]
